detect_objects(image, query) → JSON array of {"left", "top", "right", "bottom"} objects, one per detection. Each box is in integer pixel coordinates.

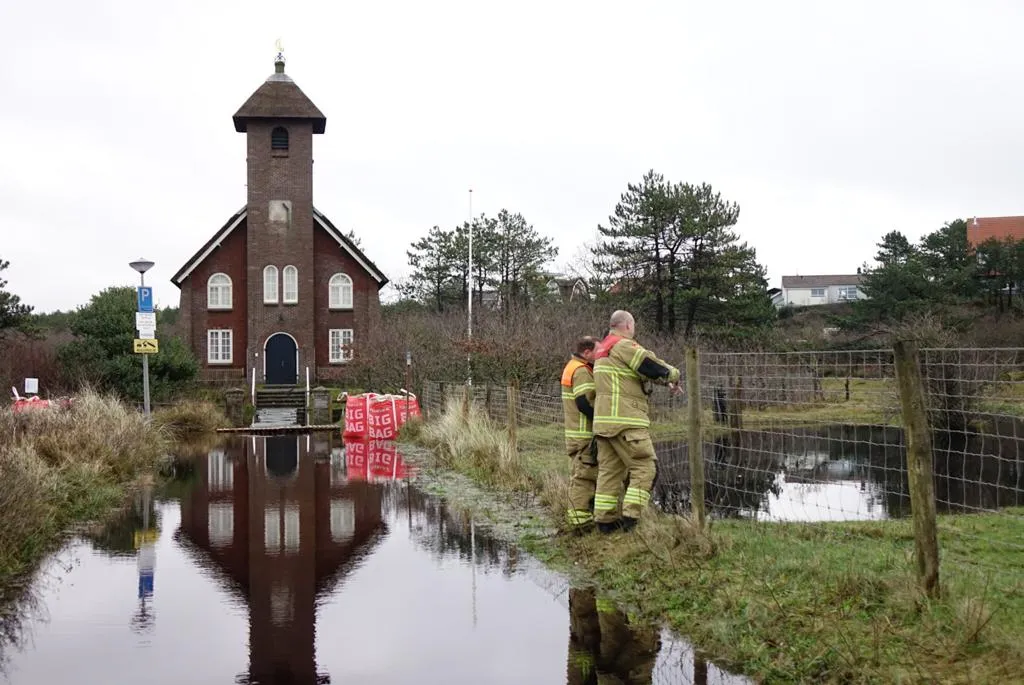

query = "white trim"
[
  {"left": 172, "top": 209, "right": 246, "bottom": 285},
  {"left": 328, "top": 273, "right": 353, "bottom": 309},
  {"left": 207, "top": 273, "right": 232, "bottom": 310},
  {"left": 263, "top": 265, "right": 279, "bottom": 304},
  {"left": 314, "top": 212, "right": 387, "bottom": 284},
  {"left": 208, "top": 329, "right": 233, "bottom": 364},
  {"left": 173, "top": 207, "right": 387, "bottom": 287},
  {"left": 263, "top": 332, "right": 299, "bottom": 383},
  {"left": 329, "top": 328, "right": 353, "bottom": 364},
  {"left": 282, "top": 265, "right": 298, "bottom": 303}
]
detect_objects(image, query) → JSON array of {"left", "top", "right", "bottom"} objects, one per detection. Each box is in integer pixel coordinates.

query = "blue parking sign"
[{"left": 137, "top": 287, "right": 153, "bottom": 313}]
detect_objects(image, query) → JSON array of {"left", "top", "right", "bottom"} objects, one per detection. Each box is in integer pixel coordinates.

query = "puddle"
[
  {"left": 653, "top": 423, "right": 1024, "bottom": 521},
  {"left": 0, "top": 434, "right": 750, "bottom": 684}
]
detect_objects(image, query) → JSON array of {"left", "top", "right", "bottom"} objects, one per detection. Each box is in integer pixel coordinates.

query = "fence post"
[
  {"left": 686, "top": 346, "right": 706, "bottom": 530},
  {"left": 892, "top": 340, "right": 940, "bottom": 599},
  {"left": 485, "top": 384, "right": 492, "bottom": 420},
  {"left": 507, "top": 379, "right": 519, "bottom": 452},
  {"left": 461, "top": 383, "right": 472, "bottom": 422}
]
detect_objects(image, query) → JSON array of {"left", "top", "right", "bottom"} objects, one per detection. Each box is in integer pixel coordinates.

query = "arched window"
[
  {"left": 207, "top": 273, "right": 232, "bottom": 309},
  {"left": 282, "top": 265, "right": 298, "bottom": 303},
  {"left": 271, "top": 126, "right": 289, "bottom": 151},
  {"left": 329, "top": 273, "right": 353, "bottom": 309},
  {"left": 263, "top": 265, "right": 278, "bottom": 304}
]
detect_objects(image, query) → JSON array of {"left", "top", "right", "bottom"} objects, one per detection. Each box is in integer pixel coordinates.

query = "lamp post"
[
  {"left": 467, "top": 188, "right": 473, "bottom": 387},
  {"left": 129, "top": 258, "right": 155, "bottom": 418}
]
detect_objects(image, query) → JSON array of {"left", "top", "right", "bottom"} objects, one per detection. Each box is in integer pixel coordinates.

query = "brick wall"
[
  {"left": 245, "top": 120, "right": 316, "bottom": 383},
  {"left": 313, "top": 227, "right": 381, "bottom": 369},
  {"left": 182, "top": 221, "right": 249, "bottom": 371}
]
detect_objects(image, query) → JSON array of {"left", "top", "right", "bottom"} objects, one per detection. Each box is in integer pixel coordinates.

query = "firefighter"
[
  {"left": 561, "top": 336, "right": 599, "bottom": 533},
  {"left": 592, "top": 310, "right": 681, "bottom": 533},
  {"left": 566, "top": 587, "right": 661, "bottom": 685}
]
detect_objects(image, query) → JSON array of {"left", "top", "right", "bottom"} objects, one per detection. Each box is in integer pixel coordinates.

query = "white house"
[{"left": 778, "top": 274, "right": 865, "bottom": 307}]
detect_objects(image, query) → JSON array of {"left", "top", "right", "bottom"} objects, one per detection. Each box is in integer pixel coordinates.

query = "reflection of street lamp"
[{"left": 129, "top": 258, "right": 155, "bottom": 418}]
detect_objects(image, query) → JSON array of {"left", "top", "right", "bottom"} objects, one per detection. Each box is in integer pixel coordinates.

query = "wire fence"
[{"left": 421, "top": 346, "right": 1024, "bottom": 591}]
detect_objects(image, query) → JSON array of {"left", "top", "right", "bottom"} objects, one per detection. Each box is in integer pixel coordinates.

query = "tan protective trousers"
[
  {"left": 566, "top": 442, "right": 598, "bottom": 528},
  {"left": 593, "top": 429, "right": 657, "bottom": 524}
]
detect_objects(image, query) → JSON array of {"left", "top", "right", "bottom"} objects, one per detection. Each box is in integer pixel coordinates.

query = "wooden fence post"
[
  {"left": 507, "top": 379, "right": 519, "bottom": 452},
  {"left": 461, "top": 383, "right": 472, "bottom": 422},
  {"left": 485, "top": 384, "right": 492, "bottom": 420},
  {"left": 892, "top": 340, "right": 940, "bottom": 598},
  {"left": 686, "top": 346, "right": 706, "bottom": 530}
]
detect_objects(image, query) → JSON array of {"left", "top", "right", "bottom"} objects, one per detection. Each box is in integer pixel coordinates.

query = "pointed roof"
[
  {"left": 170, "top": 206, "right": 389, "bottom": 288},
  {"left": 233, "top": 53, "right": 326, "bottom": 134}
]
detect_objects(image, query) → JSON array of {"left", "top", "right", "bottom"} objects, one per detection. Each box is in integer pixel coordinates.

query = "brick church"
[{"left": 172, "top": 53, "right": 387, "bottom": 385}]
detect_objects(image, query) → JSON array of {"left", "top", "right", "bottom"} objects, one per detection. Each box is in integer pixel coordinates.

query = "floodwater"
[
  {"left": 654, "top": 422, "right": 1024, "bottom": 522},
  {"left": 0, "top": 434, "right": 749, "bottom": 685}
]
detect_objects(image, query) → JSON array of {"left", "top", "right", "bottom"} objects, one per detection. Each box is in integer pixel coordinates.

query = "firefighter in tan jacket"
[
  {"left": 561, "top": 336, "right": 598, "bottom": 533},
  {"left": 592, "top": 310, "right": 681, "bottom": 533}
]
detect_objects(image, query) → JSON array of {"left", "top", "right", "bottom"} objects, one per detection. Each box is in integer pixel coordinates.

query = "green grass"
[{"left": 404, "top": 401, "right": 1024, "bottom": 684}]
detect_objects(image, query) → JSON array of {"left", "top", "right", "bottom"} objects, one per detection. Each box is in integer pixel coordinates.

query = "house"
[
  {"left": 967, "top": 216, "right": 1024, "bottom": 248},
  {"left": 778, "top": 274, "right": 865, "bottom": 307},
  {"left": 172, "top": 52, "right": 388, "bottom": 385},
  {"left": 543, "top": 272, "right": 590, "bottom": 303}
]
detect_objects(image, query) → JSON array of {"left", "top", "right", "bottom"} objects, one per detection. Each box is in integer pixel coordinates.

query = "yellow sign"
[
  {"left": 133, "top": 529, "right": 158, "bottom": 548},
  {"left": 134, "top": 338, "right": 159, "bottom": 354}
]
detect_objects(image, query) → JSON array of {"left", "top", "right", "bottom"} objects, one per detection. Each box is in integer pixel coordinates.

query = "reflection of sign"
[
  {"left": 137, "top": 286, "right": 153, "bottom": 313},
  {"left": 133, "top": 529, "right": 159, "bottom": 548},
  {"left": 136, "top": 538, "right": 156, "bottom": 599},
  {"left": 133, "top": 338, "right": 159, "bottom": 354}
]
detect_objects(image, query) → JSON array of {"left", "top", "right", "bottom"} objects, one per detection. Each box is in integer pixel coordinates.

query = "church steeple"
[{"left": 232, "top": 48, "right": 326, "bottom": 134}]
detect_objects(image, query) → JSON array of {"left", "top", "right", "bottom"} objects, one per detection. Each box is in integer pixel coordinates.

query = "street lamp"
[{"left": 130, "top": 258, "right": 155, "bottom": 418}]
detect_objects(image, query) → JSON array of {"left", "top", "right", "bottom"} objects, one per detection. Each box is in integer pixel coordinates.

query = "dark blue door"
[{"left": 265, "top": 334, "right": 297, "bottom": 385}]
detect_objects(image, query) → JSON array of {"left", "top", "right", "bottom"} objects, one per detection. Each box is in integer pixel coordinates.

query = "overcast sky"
[{"left": 3, "top": 0, "right": 1023, "bottom": 313}]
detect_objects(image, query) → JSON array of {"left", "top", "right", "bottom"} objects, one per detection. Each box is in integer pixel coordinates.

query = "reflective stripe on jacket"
[
  {"left": 561, "top": 356, "right": 595, "bottom": 450},
  {"left": 593, "top": 334, "right": 678, "bottom": 437}
]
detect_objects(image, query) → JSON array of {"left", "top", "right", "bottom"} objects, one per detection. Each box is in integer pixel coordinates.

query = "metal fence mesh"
[{"left": 421, "top": 347, "right": 1024, "bottom": 578}]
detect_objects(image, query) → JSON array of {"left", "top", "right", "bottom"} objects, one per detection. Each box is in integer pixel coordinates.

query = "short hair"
[
  {"left": 575, "top": 336, "right": 597, "bottom": 356},
  {"left": 609, "top": 310, "right": 633, "bottom": 330}
]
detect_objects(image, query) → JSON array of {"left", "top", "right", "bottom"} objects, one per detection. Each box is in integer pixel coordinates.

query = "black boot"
[
  {"left": 619, "top": 516, "right": 638, "bottom": 532},
  {"left": 597, "top": 520, "right": 623, "bottom": 534},
  {"left": 571, "top": 521, "right": 596, "bottom": 537}
]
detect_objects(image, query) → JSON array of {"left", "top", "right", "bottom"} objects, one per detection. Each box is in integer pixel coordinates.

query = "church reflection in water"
[{"left": 174, "top": 434, "right": 410, "bottom": 684}]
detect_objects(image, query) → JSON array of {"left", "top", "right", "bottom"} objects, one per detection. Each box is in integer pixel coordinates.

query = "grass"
[
  {"left": 403, "top": 401, "right": 1024, "bottom": 684},
  {"left": 0, "top": 389, "right": 173, "bottom": 593},
  {"left": 151, "top": 397, "right": 231, "bottom": 438}
]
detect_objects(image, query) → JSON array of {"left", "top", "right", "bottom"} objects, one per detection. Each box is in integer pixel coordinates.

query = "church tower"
[{"left": 232, "top": 50, "right": 326, "bottom": 385}]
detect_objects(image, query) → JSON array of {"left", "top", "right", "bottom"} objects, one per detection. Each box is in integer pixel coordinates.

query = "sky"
[{"left": 3, "top": 0, "right": 1024, "bottom": 313}]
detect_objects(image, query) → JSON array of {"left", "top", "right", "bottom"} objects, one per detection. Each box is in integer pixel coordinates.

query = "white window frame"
[
  {"left": 329, "top": 273, "right": 353, "bottom": 309},
  {"left": 207, "top": 273, "right": 232, "bottom": 310},
  {"left": 263, "top": 265, "right": 279, "bottom": 304},
  {"left": 810, "top": 287, "right": 825, "bottom": 298},
  {"left": 329, "top": 328, "right": 353, "bottom": 364},
  {"left": 208, "top": 503, "right": 234, "bottom": 546},
  {"left": 283, "top": 265, "right": 298, "bottom": 304},
  {"left": 838, "top": 286, "right": 858, "bottom": 300},
  {"left": 208, "top": 329, "right": 233, "bottom": 364}
]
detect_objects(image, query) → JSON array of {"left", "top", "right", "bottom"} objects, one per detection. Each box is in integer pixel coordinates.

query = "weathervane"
[{"left": 275, "top": 38, "right": 285, "bottom": 64}]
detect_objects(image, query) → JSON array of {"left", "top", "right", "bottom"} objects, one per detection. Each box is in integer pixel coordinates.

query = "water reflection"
[
  {"left": 176, "top": 434, "right": 391, "bottom": 684},
  {"left": 654, "top": 422, "right": 1024, "bottom": 521},
  {"left": 1, "top": 434, "right": 751, "bottom": 684},
  {"left": 567, "top": 587, "right": 660, "bottom": 684}
]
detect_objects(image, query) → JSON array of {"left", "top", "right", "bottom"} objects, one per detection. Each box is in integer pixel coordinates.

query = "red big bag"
[
  {"left": 342, "top": 393, "right": 369, "bottom": 438},
  {"left": 345, "top": 392, "right": 421, "bottom": 440}
]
